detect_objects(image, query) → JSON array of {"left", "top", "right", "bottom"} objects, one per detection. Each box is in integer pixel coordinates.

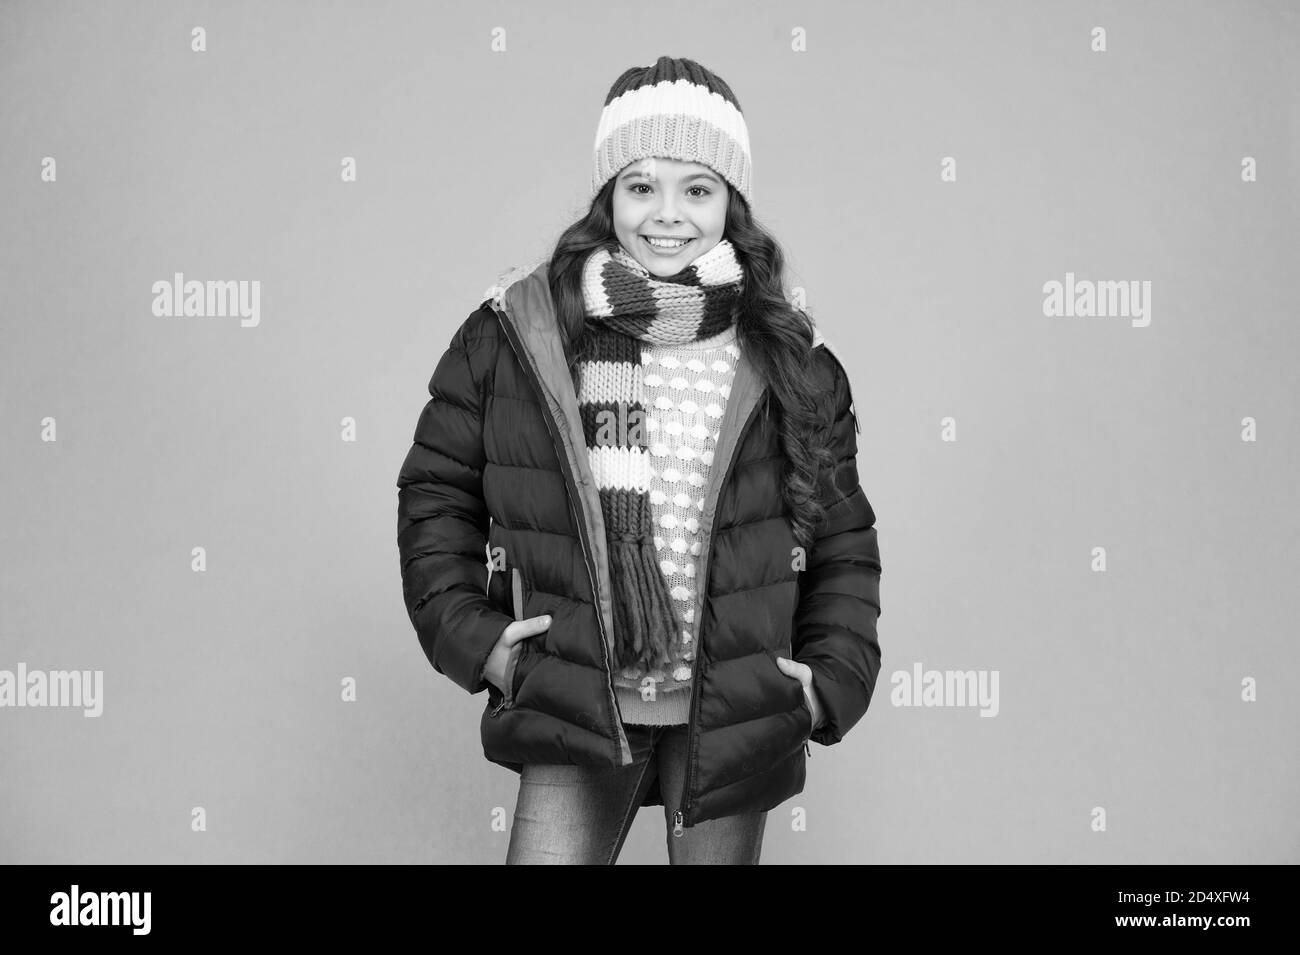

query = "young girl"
[{"left": 397, "top": 55, "right": 882, "bottom": 864}]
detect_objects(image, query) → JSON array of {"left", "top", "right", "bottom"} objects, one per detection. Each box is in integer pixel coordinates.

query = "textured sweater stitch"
[{"left": 613, "top": 323, "right": 740, "bottom": 725}]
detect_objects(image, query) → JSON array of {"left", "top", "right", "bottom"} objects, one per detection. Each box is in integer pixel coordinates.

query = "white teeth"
[{"left": 645, "top": 236, "right": 691, "bottom": 248}]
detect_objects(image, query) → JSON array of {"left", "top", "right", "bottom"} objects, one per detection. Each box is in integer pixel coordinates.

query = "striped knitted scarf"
[{"left": 578, "top": 237, "right": 745, "bottom": 673}]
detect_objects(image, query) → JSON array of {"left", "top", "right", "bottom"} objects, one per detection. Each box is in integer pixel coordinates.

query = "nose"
[{"left": 654, "top": 193, "right": 682, "bottom": 225}]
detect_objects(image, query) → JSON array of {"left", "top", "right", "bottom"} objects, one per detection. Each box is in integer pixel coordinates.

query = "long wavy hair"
[{"left": 544, "top": 180, "right": 836, "bottom": 549}]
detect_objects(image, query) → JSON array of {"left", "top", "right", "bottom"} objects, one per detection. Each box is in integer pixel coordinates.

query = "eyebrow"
[{"left": 619, "top": 168, "right": 722, "bottom": 184}]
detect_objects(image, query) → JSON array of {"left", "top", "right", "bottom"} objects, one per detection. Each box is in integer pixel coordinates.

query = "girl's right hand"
[{"left": 483, "top": 614, "right": 552, "bottom": 695}]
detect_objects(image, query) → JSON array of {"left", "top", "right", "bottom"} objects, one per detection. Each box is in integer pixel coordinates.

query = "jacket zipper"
[
  {"left": 488, "top": 302, "right": 631, "bottom": 763},
  {"left": 674, "top": 396, "right": 765, "bottom": 838}
]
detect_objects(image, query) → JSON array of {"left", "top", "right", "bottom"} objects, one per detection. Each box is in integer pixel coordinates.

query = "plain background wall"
[{"left": 1, "top": 0, "right": 1297, "bottom": 864}]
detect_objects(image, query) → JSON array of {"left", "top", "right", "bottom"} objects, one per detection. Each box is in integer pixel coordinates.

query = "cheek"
[
  {"left": 702, "top": 202, "right": 727, "bottom": 236},
  {"left": 611, "top": 192, "right": 642, "bottom": 226},
  {"left": 612, "top": 210, "right": 643, "bottom": 239}
]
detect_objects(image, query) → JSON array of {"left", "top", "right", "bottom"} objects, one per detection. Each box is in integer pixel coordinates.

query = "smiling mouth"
[{"left": 641, "top": 235, "right": 696, "bottom": 252}]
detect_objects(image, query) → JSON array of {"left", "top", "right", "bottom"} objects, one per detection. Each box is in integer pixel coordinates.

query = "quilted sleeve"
[
  {"left": 792, "top": 349, "right": 883, "bottom": 746},
  {"left": 396, "top": 307, "right": 515, "bottom": 696}
]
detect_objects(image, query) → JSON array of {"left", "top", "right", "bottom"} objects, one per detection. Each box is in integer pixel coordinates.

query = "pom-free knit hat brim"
[{"left": 591, "top": 56, "right": 753, "bottom": 208}]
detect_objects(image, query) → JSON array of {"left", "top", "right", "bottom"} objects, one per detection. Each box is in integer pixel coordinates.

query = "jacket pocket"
[
  {"left": 764, "top": 649, "right": 806, "bottom": 738},
  {"left": 505, "top": 568, "right": 528, "bottom": 697},
  {"left": 776, "top": 645, "right": 813, "bottom": 742},
  {"left": 796, "top": 684, "right": 814, "bottom": 739},
  {"left": 490, "top": 567, "right": 529, "bottom": 716}
]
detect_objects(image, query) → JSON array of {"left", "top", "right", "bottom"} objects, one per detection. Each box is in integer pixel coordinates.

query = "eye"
[{"left": 628, "top": 182, "right": 712, "bottom": 197}]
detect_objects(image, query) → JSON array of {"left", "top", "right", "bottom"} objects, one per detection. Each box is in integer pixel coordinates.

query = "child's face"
[{"left": 611, "top": 157, "right": 728, "bottom": 277}]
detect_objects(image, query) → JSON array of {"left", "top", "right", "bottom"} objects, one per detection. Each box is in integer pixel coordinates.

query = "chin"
[{"left": 642, "top": 259, "right": 681, "bottom": 277}]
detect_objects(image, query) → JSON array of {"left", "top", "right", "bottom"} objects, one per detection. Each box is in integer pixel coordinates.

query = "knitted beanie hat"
[{"left": 591, "top": 55, "right": 753, "bottom": 209}]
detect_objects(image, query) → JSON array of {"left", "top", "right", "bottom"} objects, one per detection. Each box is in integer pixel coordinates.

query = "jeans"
[{"left": 506, "top": 722, "right": 768, "bottom": 864}]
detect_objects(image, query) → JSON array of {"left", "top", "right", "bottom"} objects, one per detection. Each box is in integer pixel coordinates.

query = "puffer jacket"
[{"left": 396, "top": 258, "right": 883, "bottom": 832}]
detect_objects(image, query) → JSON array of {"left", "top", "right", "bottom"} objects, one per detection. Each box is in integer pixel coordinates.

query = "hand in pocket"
[
  {"left": 776, "top": 655, "right": 824, "bottom": 731},
  {"left": 484, "top": 613, "right": 551, "bottom": 695}
]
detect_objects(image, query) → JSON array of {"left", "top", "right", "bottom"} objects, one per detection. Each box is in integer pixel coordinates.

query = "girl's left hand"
[{"left": 776, "top": 656, "right": 825, "bottom": 731}]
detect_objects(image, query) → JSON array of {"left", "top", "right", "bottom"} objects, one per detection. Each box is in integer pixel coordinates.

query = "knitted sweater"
[{"left": 613, "top": 323, "right": 741, "bottom": 725}]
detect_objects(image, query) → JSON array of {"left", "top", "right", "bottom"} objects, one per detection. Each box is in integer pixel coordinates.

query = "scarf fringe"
[{"left": 608, "top": 539, "right": 682, "bottom": 672}]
